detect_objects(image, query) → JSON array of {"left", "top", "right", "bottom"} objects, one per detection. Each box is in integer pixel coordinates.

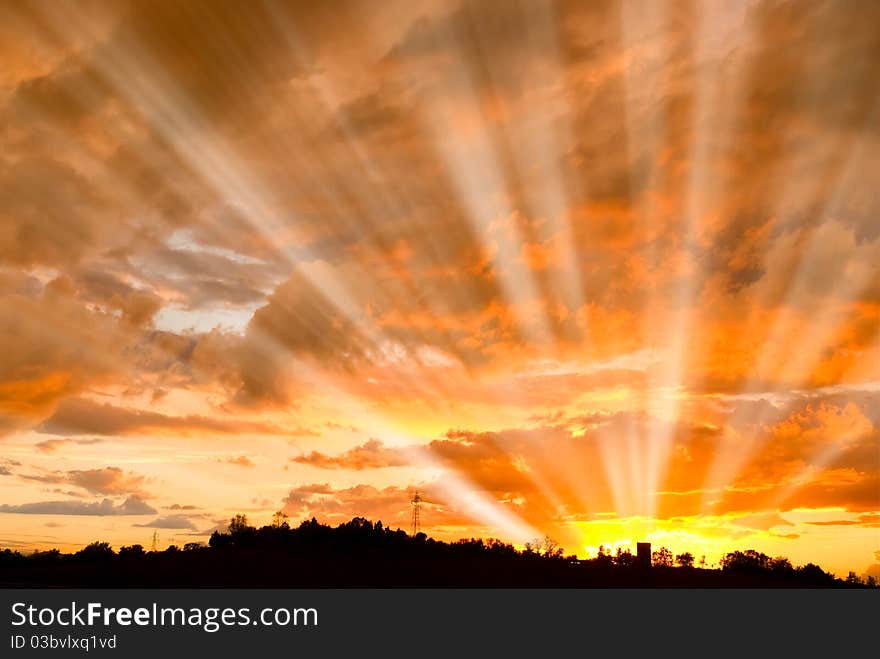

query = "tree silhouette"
[
  {"left": 593, "top": 545, "right": 614, "bottom": 567},
  {"left": 228, "top": 513, "right": 250, "bottom": 533},
  {"left": 525, "top": 535, "right": 563, "bottom": 558},
  {"left": 721, "top": 549, "right": 770, "bottom": 573},
  {"left": 118, "top": 544, "right": 145, "bottom": 558},
  {"left": 0, "top": 515, "right": 866, "bottom": 588},
  {"left": 652, "top": 546, "right": 673, "bottom": 567},
  {"left": 31, "top": 549, "right": 61, "bottom": 563},
  {"left": 76, "top": 541, "right": 114, "bottom": 561},
  {"left": 769, "top": 557, "right": 794, "bottom": 577},
  {"left": 797, "top": 563, "right": 834, "bottom": 585},
  {"left": 615, "top": 548, "right": 636, "bottom": 567},
  {"left": 540, "top": 536, "right": 563, "bottom": 558}
]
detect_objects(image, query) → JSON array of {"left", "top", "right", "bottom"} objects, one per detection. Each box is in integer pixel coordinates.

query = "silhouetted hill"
[{"left": 0, "top": 516, "right": 873, "bottom": 588}]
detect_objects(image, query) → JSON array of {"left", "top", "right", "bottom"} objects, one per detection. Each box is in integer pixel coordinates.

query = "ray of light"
[
  {"left": 634, "top": 0, "right": 756, "bottom": 521},
  {"left": 701, "top": 103, "right": 880, "bottom": 512},
  {"left": 4, "top": 3, "right": 559, "bottom": 543},
  {"left": 407, "top": 10, "right": 558, "bottom": 351},
  {"left": 238, "top": 326, "right": 543, "bottom": 542},
  {"left": 30, "top": 2, "right": 516, "bottom": 422}
]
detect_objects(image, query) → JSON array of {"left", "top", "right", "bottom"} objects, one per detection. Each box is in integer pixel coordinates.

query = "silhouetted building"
[{"left": 637, "top": 542, "right": 651, "bottom": 569}]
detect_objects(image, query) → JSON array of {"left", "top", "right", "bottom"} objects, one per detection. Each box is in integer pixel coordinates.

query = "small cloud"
[
  {"left": 0, "top": 458, "right": 21, "bottom": 475},
  {"left": 806, "top": 513, "right": 880, "bottom": 528},
  {"left": 0, "top": 496, "right": 156, "bottom": 516},
  {"left": 34, "top": 438, "right": 102, "bottom": 454},
  {"left": 220, "top": 455, "right": 255, "bottom": 468},
  {"left": 291, "top": 439, "right": 409, "bottom": 470},
  {"left": 289, "top": 426, "right": 322, "bottom": 439},
  {"left": 37, "top": 397, "right": 282, "bottom": 437},
  {"left": 19, "top": 466, "right": 149, "bottom": 497},
  {"left": 135, "top": 515, "right": 197, "bottom": 530},
  {"left": 324, "top": 421, "right": 359, "bottom": 433},
  {"left": 731, "top": 512, "right": 793, "bottom": 531}
]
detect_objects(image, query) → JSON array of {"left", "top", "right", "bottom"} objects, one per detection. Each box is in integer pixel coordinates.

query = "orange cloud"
[
  {"left": 38, "top": 398, "right": 284, "bottom": 437},
  {"left": 292, "top": 439, "right": 410, "bottom": 470},
  {"left": 0, "top": 0, "right": 878, "bottom": 575}
]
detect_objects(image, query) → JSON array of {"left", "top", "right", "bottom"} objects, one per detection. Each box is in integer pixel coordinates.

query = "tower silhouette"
[{"left": 411, "top": 491, "right": 422, "bottom": 536}]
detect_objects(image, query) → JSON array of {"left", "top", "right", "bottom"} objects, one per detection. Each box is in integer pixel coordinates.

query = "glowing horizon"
[{"left": 0, "top": 0, "right": 878, "bottom": 578}]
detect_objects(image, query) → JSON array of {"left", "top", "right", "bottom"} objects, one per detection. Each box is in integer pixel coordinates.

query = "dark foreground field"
[{"left": 0, "top": 517, "right": 871, "bottom": 588}]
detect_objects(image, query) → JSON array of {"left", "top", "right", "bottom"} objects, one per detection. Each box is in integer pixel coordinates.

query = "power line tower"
[
  {"left": 151, "top": 531, "right": 159, "bottom": 552},
  {"left": 410, "top": 491, "right": 422, "bottom": 536}
]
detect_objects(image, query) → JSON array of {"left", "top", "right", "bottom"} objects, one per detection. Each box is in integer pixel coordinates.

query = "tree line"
[{"left": 0, "top": 513, "right": 873, "bottom": 587}]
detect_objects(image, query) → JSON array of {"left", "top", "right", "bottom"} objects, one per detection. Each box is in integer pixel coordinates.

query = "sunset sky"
[{"left": 1, "top": 0, "right": 878, "bottom": 577}]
